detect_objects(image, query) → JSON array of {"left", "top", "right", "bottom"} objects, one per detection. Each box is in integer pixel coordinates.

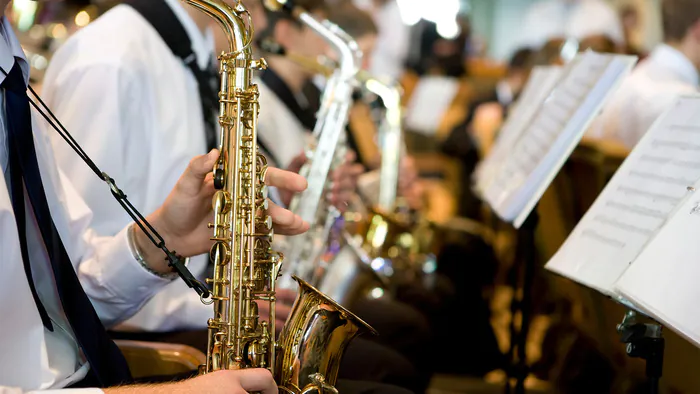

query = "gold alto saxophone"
[{"left": 184, "top": 1, "right": 376, "bottom": 392}]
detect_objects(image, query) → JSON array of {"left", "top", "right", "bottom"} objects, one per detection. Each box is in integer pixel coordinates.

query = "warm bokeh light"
[
  {"left": 75, "top": 10, "right": 91, "bottom": 28},
  {"left": 49, "top": 23, "right": 68, "bottom": 40}
]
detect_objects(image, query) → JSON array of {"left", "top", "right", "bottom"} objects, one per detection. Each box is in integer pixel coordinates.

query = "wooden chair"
[{"left": 115, "top": 340, "right": 206, "bottom": 379}]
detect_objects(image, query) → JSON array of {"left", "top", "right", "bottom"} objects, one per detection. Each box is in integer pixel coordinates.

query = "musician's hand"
[
  {"left": 397, "top": 155, "right": 418, "bottom": 195},
  {"left": 403, "top": 181, "right": 425, "bottom": 211},
  {"left": 135, "top": 150, "right": 309, "bottom": 275},
  {"left": 265, "top": 167, "right": 310, "bottom": 234},
  {"left": 104, "top": 369, "right": 277, "bottom": 394},
  {"left": 328, "top": 151, "right": 364, "bottom": 212},
  {"left": 280, "top": 152, "right": 309, "bottom": 205}
]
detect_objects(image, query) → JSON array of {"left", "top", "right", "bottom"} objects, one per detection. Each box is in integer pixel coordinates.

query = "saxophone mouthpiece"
[
  {"left": 262, "top": 0, "right": 289, "bottom": 12},
  {"left": 258, "top": 37, "right": 286, "bottom": 56},
  {"left": 263, "top": 0, "right": 300, "bottom": 16}
]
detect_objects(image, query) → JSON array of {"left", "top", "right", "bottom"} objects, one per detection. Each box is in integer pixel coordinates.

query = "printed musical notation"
[
  {"left": 474, "top": 65, "right": 564, "bottom": 194},
  {"left": 546, "top": 95, "right": 700, "bottom": 296},
  {"left": 483, "top": 51, "right": 636, "bottom": 228},
  {"left": 615, "top": 178, "right": 700, "bottom": 348},
  {"left": 403, "top": 76, "right": 460, "bottom": 136}
]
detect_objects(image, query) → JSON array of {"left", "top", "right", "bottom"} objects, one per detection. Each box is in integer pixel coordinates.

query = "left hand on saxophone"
[{"left": 133, "top": 149, "right": 310, "bottom": 275}]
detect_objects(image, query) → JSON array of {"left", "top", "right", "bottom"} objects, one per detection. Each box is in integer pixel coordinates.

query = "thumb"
[{"left": 179, "top": 149, "right": 219, "bottom": 190}]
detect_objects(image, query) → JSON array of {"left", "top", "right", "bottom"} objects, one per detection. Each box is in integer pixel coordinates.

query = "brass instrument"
[
  {"left": 261, "top": 0, "right": 387, "bottom": 308},
  {"left": 257, "top": 39, "right": 416, "bottom": 298},
  {"left": 186, "top": 1, "right": 376, "bottom": 391}
]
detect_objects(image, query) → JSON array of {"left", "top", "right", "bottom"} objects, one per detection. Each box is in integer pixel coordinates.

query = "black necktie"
[{"left": 2, "top": 61, "right": 132, "bottom": 387}]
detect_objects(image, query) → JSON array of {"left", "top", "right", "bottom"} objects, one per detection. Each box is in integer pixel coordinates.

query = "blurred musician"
[
  {"left": 353, "top": 0, "right": 411, "bottom": 81},
  {"left": 587, "top": 0, "right": 700, "bottom": 149},
  {"left": 0, "top": 0, "right": 307, "bottom": 392},
  {"left": 254, "top": 2, "right": 431, "bottom": 392},
  {"left": 42, "top": 0, "right": 221, "bottom": 335},
  {"left": 39, "top": 1, "right": 410, "bottom": 393},
  {"left": 516, "top": 0, "right": 625, "bottom": 52}
]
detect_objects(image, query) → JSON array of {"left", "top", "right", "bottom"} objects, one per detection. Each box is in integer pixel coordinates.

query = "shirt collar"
[
  {"left": 0, "top": 17, "right": 30, "bottom": 87},
  {"left": 649, "top": 43, "right": 699, "bottom": 87},
  {"left": 496, "top": 80, "right": 514, "bottom": 107},
  {"left": 163, "top": 0, "right": 215, "bottom": 70}
]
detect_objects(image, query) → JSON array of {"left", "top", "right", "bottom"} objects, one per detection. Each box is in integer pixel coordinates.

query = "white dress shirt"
[
  {"left": 41, "top": 1, "right": 215, "bottom": 333},
  {"left": 586, "top": 44, "right": 699, "bottom": 148},
  {"left": 516, "top": 0, "right": 625, "bottom": 50},
  {"left": 0, "top": 17, "right": 174, "bottom": 393}
]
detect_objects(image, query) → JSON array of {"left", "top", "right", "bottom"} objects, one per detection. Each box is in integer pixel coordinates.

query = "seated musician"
[
  {"left": 0, "top": 1, "right": 308, "bottom": 392},
  {"left": 516, "top": 0, "right": 625, "bottom": 52},
  {"left": 586, "top": 0, "right": 700, "bottom": 149},
  {"left": 316, "top": 1, "right": 504, "bottom": 381},
  {"left": 38, "top": 0, "right": 411, "bottom": 393},
  {"left": 254, "top": 1, "right": 431, "bottom": 392}
]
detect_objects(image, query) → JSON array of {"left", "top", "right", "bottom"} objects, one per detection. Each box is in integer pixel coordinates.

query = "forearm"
[
  {"left": 103, "top": 382, "right": 191, "bottom": 394},
  {"left": 0, "top": 387, "right": 101, "bottom": 394}
]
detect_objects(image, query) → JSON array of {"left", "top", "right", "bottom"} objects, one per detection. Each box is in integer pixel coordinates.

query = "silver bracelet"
[{"left": 127, "top": 224, "right": 184, "bottom": 280}]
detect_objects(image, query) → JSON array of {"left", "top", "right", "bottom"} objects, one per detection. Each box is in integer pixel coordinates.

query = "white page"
[
  {"left": 474, "top": 65, "right": 565, "bottom": 195},
  {"left": 403, "top": 76, "right": 460, "bottom": 136},
  {"left": 615, "top": 182, "right": 700, "bottom": 348},
  {"left": 483, "top": 51, "right": 637, "bottom": 228},
  {"left": 546, "top": 95, "right": 700, "bottom": 296}
]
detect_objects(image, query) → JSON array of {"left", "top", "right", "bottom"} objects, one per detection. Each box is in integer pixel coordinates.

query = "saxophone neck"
[{"left": 183, "top": 0, "right": 250, "bottom": 57}]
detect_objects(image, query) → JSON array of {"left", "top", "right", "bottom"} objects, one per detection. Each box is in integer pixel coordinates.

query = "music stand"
[
  {"left": 474, "top": 51, "right": 636, "bottom": 394},
  {"left": 546, "top": 96, "right": 700, "bottom": 394}
]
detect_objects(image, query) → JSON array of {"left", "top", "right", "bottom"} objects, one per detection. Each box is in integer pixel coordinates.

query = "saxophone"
[
  {"left": 261, "top": 0, "right": 380, "bottom": 299},
  {"left": 186, "top": 1, "right": 376, "bottom": 392}
]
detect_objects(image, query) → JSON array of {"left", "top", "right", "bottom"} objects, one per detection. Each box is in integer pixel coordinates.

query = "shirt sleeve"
[
  {"left": 60, "top": 168, "right": 174, "bottom": 328},
  {"left": 115, "top": 255, "right": 212, "bottom": 332}
]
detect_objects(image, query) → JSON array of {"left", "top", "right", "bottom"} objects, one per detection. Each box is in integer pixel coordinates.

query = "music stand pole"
[
  {"left": 617, "top": 311, "right": 665, "bottom": 394},
  {"left": 504, "top": 209, "right": 540, "bottom": 394}
]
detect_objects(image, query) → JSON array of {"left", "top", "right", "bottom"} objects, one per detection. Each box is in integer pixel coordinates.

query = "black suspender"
[{"left": 125, "top": 0, "right": 218, "bottom": 152}]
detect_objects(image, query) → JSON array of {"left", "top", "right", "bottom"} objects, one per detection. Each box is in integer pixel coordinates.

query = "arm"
[
  {"left": 0, "top": 369, "right": 277, "bottom": 393},
  {"left": 115, "top": 255, "right": 212, "bottom": 332}
]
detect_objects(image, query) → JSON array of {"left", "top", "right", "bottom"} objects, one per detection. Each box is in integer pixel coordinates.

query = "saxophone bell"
[{"left": 276, "top": 276, "right": 377, "bottom": 393}]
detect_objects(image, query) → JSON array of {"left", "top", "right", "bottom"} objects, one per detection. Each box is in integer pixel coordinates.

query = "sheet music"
[
  {"left": 545, "top": 95, "right": 700, "bottom": 296},
  {"left": 614, "top": 182, "right": 700, "bottom": 348},
  {"left": 474, "top": 65, "right": 565, "bottom": 194},
  {"left": 404, "top": 76, "right": 460, "bottom": 135},
  {"left": 483, "top": 51, "right": 636, "bottom": 228}
]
